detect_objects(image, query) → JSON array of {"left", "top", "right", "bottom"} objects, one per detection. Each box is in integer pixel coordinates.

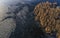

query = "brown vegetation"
[{"left": 34, "top": 1, "right": 60, "bottom": 38}]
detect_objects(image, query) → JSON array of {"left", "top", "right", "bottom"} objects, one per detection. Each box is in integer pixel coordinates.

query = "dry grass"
[{"left": 34, "top": 1, "right": 60, "bottom": 38}]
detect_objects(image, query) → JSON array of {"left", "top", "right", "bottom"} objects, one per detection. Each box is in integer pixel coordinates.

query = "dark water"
[{"left": 2, "top": 0, "right": 59, "bottom": 38}]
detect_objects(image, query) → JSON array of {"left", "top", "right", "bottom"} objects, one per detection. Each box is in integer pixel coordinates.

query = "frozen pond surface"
[{"left": 0, "top": 0, "right": 60, "bottom": 38}]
